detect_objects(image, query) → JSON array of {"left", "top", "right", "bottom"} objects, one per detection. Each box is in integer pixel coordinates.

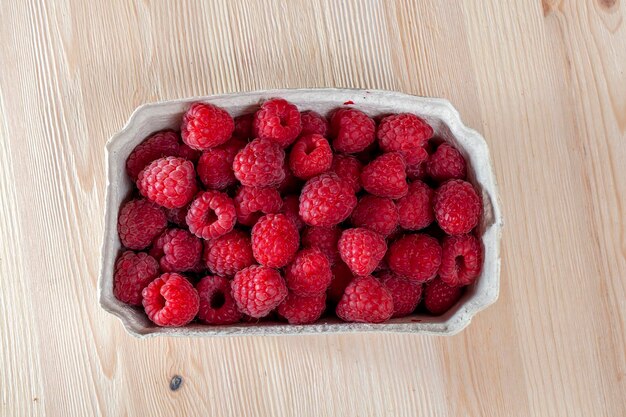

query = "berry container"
[{"left": 99, "top": 89, "right": 503, "bottom": 337}]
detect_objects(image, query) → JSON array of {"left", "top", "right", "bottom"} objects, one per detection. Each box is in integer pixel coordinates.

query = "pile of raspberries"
[{"left": 114, "top": 98, "right": 483, "bottom": 327}]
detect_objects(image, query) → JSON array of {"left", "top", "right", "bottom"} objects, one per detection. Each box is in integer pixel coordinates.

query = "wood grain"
[{"left": 0, "top": 0, "right": 624, "bottom": 416}]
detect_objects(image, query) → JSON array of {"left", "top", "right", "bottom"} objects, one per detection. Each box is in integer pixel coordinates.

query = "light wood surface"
[{"left": 0, "top": 1, "right": 624, "bottom": 416}]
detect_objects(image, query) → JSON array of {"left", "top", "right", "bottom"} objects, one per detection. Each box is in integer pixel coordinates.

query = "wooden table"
[{"left": 1, "top": 1, "right": 624, "bottom": 416}]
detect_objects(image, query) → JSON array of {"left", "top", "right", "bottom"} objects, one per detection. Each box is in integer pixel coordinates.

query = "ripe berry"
[
  {"left": 281, "top": 194, "right": 305, "bottom": 231},
  {"left": 164, "top": 205, "right": 189, "bottom": 227},
  {"left": 233, "top": 113, "right": 254, "bottom": 140},
  {"left": 285, "top": 248, "right": 332, "bottom": 296},
  {"left": 439, "top": 234, "right": 482, "bottom": 286},
  {"left": 406, "top": 161, "right": 427, "bottom": 180},
  {"left": 233, "top": 138, "right": 286, "bottom": 187},
  {"left": 126, "top": 130, "right": 180, "bottom": 180},
  {"left": 330, "top": 108, "right": 376, "bottom": 153},
  {"left": 203, "top": 230, "right": 254, "bottom": 276},
  {"left": 142, "top": 273, "right": 200, "bottom": 327},
  {"left": 336, "top": 276, "right": 393, "bottom": 323},
  {"left": 379, "top": 271, "right": 422, "bottom": 318},
  {"left": 288, "top": 134, "right": 333, "bottom": 180},
  {"left": 196, "top": 275, "right": 242, "bottom": 325},
  {"left": 301, "top": 226, "right": 341, "bottom": 264},
  {"left": 424, "top": 278, "right": 462, "bottom": 315},
  {"left": 253, "top": 98, "right": 302, "bottom": 147},
  {"left": 377, "top": 113, "right": 433, "bottom": 165},
  {"left": 251, "top": 214, "right": 300, "bottom": 268},
  {"left": 114, "top": 251, "right": 159, "bottom": 305},
  {"left": 234, "top": 186, "right": 283, "bottom": 226},
  {"left": 118, "top": 198, "right": 167, "bottom": 250},
  {"left": 300, "top": 110, "right": 329, "bottom": 136},
  {"left": 396, "top": 180, "right": 434, "bottom": 230},
  {"left": 186, "top": 191, "right": 236, "bottom": 240},
  {"left": 327, "top": 261, "right": 354, "bottom": 303},
  {"left": 197, "top": 138, "right": 246, "bottom": 190},
  {"left": 338, "top": 228, "right": 387, "bottom": 276},
  {"left": 150, "top": 228, "right": 202, "bottom": 272},
  {"left": 361, "top": 152, "right": 408, "bottom": 199},
  {"left": 231, "top": 265, "right": 288, "bottom": 318},
  {"left": 426, "top": 143, "right": 467, "bottom": 182},
  {"left": 278, "top": 293, "right": 326, "bottom": 324},
  {"left": 350, "top": 195, "right": 398, "bottom": 237},
  {"left": 137, "top": 156, "right": 197, "bottom": 209},
  {"left": 299, "top": 173, "right": 357, "bottom": 227},
  {"left": 331, "top": 154, "right": 362, "bottom": 193},
  {"left": 434, "top": 180, "right": 482, "bottom": 235},
  {"left": 181, "top": 102, "right": 234, "bottom": 150},
  {"left": 388, "top": 234, "right": 442, "bottom": 283}
]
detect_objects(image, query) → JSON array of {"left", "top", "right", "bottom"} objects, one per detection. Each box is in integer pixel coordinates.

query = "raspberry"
[
  {"left": 388, "top": 234, "right": 442, "bottom": 283},
  {"left": 231, "top": 265, "right": 288, "bottom": 318},
  {"left": 253, "top": 98, "right": 302, "bottom": 147},
  {"left": 336, "top": 276, "right": 393, "bottom": 323},
  {"left": 251, "top": 214, "right": 300, "bottom": 268},
  {"left": 288, "top": 134, "right": 333, "bottom": 180},
  {"left": 234, "top": 186, "right": 283, "bottom": 226},
  {"left": 181, "top": 102, "right": 234, "bottom": 150},
  {"left": 330, "top": 108, "right": 375, "bottom": 153},
  {"left": 281, "top": 194, "right": 305, "bottom": 231},
  {"left": 196, "top": 275, "right": 242, "bottom": 324},
  {"left": 301, "top": 226, "right": 341, "bottom": 264},
  {"left": 424, "top": 277, "right": 462, "bottom": 315},
  {"left": 126, "top": 130, "right": 180, "bottom": 180},
  {"left": 277, "top": 161, "right": 302, "bottom": 194},
  {"left": 142, "top": 273, "right": 200, "bottom": 327},
  {"left": 350, "top": 195, "right": 398, "bottom": 236},
  {"left": 377, "top": 113, "right": 433, "bottom": 164},
  {"left": 379, "top": 271, "right": 422, "bottom": 318},
  {"left": 278, "top": 293, "right": 326, "bottom": 324},
  {"left": 118, "top": 199, "right": 167, "bottom": 250},
  {"left": 300, "top": 110, "right": 329, "bottom": 136},
  {"left": 233, "top": 113, "right": 254, "bottom": 140},
  {"left": 331, "top": 154, "right": 362, "bottom": 193},
  {"left": 204, "top": 230, "right": 254, "bottom": 276},
  {"left": 426, "top": 143, "right": 467, "bottom": 182},
  {"left": 299, "top": 173, "right": 357, "bottom": 227},
  {"left": 150, "top": 228, "right": 202, "bottom": 272},
  {"left": 439, "top": 234, "right": 482, "bottom": 286},
  {"left": 233, "top": 138, "right": 286, "bottom": 187},
  {"left": 177, "top": 143, "right": 202, "bottom": 163},
  {"left": 285, "top": 248, "right": 332, "bottom": 296},
  {"left": 186, "top": 191, "right": 236, "bottom": 240},
  {"left": 327, "top": 261, "right": 354, "bottom": 303},
  {"left": 197, "top": 138, "right": 246, "bottom": 190},
  {"left": 361, "top": 152, "right": 408, "bottom": 199},
  {"left": 137, "top": 156, "right": 197, "bottom": 209},
  {"left": 406, "top": 161, "right": 426, "bottom": 180},
  {"left": 434, "top": 180, "right": 482, "bottom": 235},
  {"left": 396, "top": 180, "right": 434, "bottom": 230},
  {"left": 165, "top": 205, "right": 189, "bottom": 227},
  {"left": 338, "top": 228, "right": 387, "bottom": 276},
  {"left": 113, "top": 251, "right": 159, "bottom": 305}
]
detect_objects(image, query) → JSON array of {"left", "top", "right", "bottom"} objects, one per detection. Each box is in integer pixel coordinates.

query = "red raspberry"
[
  {"left": 426, "top": 143, "right": 467, "bottom": 182},
  {"left": 278, "top": 293, "right": 326, "bottom": 324},
  {"left": 233, "top": 113, "right": 254, "bottom": 140},
  {"left": 126, "top": 130, "right": 180, "bottom": 180},
  {"left": 253, "top": 98, "right": 302, "bottom": 147},
  {"left": 434, "top": 180, "right": 482, "bottom": 235},
  {"left": 331, "top": 154, "right": 362, "bottom": 193},
  {"left": 150, "top": 228, "right": 202, "bottom": 272},
  {"left": 300, "top": 110, "right": 329, "bottom": 136},
  {"left": 186, "top": 191, "right": 236, "bottom": 240},
  {"left": 142, "top": 273, "right": 200, "bottom": 327},
  {"left": 118, "top": 199, "right": 167, "bottom": 250},
  {"left": 234, "top": 186, "right": 283, "bottom": 226},
  {"left": 379, "top": 271, "right": 422, "bottom": 318},
  {"left": 181, "top": 102, "right": 234, "bottom": 150},
  {"left": 439, "top": 234, "right": 482, "bottom": 286},
  {"left": 301, "top": 226, "right": 341, "bottom": 264},
  {"left": 204, "top": 230, "right": 254, "bottom": 276},
  {"left": 336, "top": 275, "right": 393, "bottom": 323},
  {"left": 330, "top": 108, "right": 375, "bottom": 153},
  {"left": 338, "top": 228, "right": 387, "bottom": 276},
  {"left": 285, "top": 248, "right": 332, "bottom": 296},
  {"left": 350, "top": 195, "right": 398, "bottom": 236},
  {"left": 424, "top": 277, "right": 462, "bottom": 315},
  {"left": 327, "top": 261, "right": 354, "bottom": 303},
  {"left": 231, "top": 265, "right": 288, "bottom": 318},
  {"left": 361, "top": 152, "right": 408, "bottom": 199},
  {"left": 396, "top": 180, "right": 434, "bottom": 230},
  {"left": 281, "top": 194, "right": 305, "bottom": 231},
  {"left": 233, "top": 138, "right": 286, "bottom": 187},
  {"left": 288, "top": 134, "right": 333, "bottom": 180},
  {"left": 164, "top": 205, "right": 189, "bottom": 227},
  {"left": 177, "top": 143, "right": 202, "bottom": 163},
  {"left": 197, "top": 138, "right": 246, "bottom": 190},
  {"left": 113, "top": 251, "right": 159, "bottom": 305},
  {"left": 377, "top": 113, "right": 433, "bottom": 165},
  {"left": 406, "top": 161, "right": 426, "bottom": 180},
  {"left": 137, "top": 156, "right": 197, "bottom": 209},
  {"left": 277, "top": 161, "right": 302, "bottom": 194},
  {"left": 196, "top": 275, "right": 242, "bottom": 325},
  {"left": 388, "top": 234, "right": 442, "bottom": 283},
  {"left": 251, "top": 214, "right": 300, "bottom": 268},
  {"left": 299, "top": 173, "right": 357, "bottom": 227}
]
